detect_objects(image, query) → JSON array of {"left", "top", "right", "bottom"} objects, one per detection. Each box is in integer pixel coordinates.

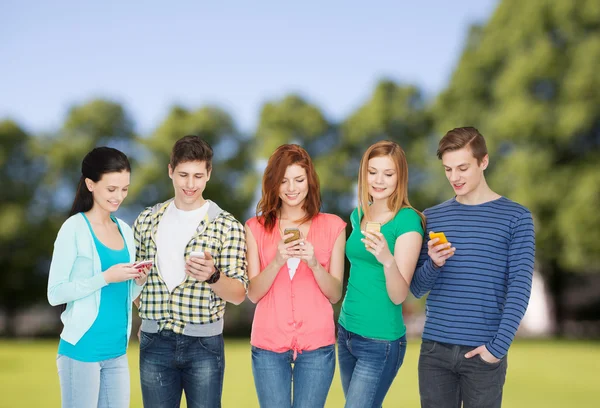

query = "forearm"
[
  {"left": 487, "top": 212, "right": 535, "bottom": 358},
  {"left": 247, "top": 259, "right": 283, "bottom": 303},
  {"left": 310, "top": 263, "right": 342, "bottom": 303},
  {"left": 210, "top": 274, "right": 246, "bottom": 305},
  {"left": 47, "top": 273, "right": 108, "bottom": 306},
  {"left": 409, "top": 259, "right": 441, "bottom": 298},
  {"left": 382, "top": 260, "right": 410, "bottom": 305},
  {"left": 487, "top": 275, "right": 533, "bottom": 358}
]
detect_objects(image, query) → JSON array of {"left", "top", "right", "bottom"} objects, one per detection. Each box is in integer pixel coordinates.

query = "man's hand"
[
  {"left": 185, "top": 251, "right": 216, "bottom": 282},
  {"left": 464, "top": 345, "right": 501, "bottom": 364},
  {"left": 428, "top": 234, "right": 456, "bottom": 268}
]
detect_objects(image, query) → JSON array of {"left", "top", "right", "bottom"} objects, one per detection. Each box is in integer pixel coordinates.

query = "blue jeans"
[
  {"left": 56, "top": 354, "right": 129, "bottom": 408},
  {"left": 337, "top": 325, "right": 407, "bottom": 408},
  {"left": 418, "top": 340, "right": 508, "bottom": 408},
  {"left": 251, "top": 344, "right": 335, "bottom": 408},
  {"left": 139, "top": 330, "right": 225, "bottom": 408}
]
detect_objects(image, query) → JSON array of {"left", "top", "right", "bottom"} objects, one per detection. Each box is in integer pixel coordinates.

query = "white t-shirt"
[{"left": 156, "top": 201, "right": 209, "bottom": 292}]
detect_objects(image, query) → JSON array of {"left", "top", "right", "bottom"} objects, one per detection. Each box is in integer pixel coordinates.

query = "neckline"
[
  {"left": 452, "top": 196, "right": 505, "bottom": 208},
  {"left": 276, "top": 214, "right": 316, "bottom": 241},
  {"left": 81, "top": 213, "right": 126, "bottom": 251},
  {"left": 356, "top": 207, "right": 397, "bottom": 229}
]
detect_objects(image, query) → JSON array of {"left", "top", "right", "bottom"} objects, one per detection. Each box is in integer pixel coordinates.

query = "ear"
[
  {"left": 85, "top": 178, "right": 94, "bottom": 192},
  {"left": 481, "top": 154, "right": 490, "bottom": 170},
  {"left": 206, "top": 168, "right": 212, "bottom": 182},
  {"left": 168, "top": 164, "right": 174, "bottom": 180}
]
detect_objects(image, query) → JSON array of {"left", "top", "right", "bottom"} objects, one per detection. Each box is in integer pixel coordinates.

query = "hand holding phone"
[{"left": 428, "top": 231, "right": 455, "bottom": 267}]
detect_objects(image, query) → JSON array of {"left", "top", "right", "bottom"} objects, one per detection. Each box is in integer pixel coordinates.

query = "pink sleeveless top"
[{"left": 247, "top": 213, "right": 346, "bottom": 357}]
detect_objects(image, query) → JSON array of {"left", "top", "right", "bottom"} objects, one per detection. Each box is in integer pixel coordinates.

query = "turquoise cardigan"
[{"left": 47, "top": 213, "right": 144, "bottom": 345}]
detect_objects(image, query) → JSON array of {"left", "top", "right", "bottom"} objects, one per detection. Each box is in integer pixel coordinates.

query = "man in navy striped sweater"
[{"left": 410, "top": 127, "right": 535, "bottom": 408}]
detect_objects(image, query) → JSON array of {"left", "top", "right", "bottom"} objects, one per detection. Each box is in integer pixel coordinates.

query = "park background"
[{"left": 1, "top": 0, "right": 599, "bottom": 406}]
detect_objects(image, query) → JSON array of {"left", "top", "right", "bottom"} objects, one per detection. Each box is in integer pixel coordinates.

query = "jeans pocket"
[
  {"left": 139, "top": 331, "right": 155, "bottom": 351},
  {"left": 420, "top": 340, "right": 437, "bottom": 355},
  {"left": 198, "top": 334, "right": 223, "bottom": 356},
  {"left": 477, "top": 354, "right": 502, "bottom": 366}
]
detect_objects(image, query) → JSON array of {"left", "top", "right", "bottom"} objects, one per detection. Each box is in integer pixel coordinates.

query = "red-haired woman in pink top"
[{"left": 245, "top": 144, "right": 346, "bottom": 408}]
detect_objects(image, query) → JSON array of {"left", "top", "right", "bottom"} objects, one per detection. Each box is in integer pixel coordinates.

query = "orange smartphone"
[
  {"left": 429, "top": 231, "right": 449, "bottom": 246},
  {"left": 284, "top": 228, "right": 301, "bottom": 244},
  {"left": 365, "top": 222, "right": 381, "bottom": 233}
]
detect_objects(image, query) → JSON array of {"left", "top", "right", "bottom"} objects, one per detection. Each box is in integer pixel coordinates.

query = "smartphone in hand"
[
  {"left": 283, "top": 228, "right": 301, "bottom": 244},
  {"left": 429, "top": 231, "right": 449, "bottom": 246},
  {"left": 365, "top": 222, "right": 381, "bottom": 233},
  {"left": 133, "top": 260, "right": 153, "bottom": 269},
  {"left": 189, "top": 251, "right": 206, "bottom": 259}
]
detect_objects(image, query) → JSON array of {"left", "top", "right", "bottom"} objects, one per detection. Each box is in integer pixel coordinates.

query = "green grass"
[{"left": 0, "top": 339, "right": 598, "bottom": 407}]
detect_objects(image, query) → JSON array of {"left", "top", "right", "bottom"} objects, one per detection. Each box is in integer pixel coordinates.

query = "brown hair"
[
  {"left": 358, "top": 140, "right": 425, "bottom": 226},
  {"left": 256, "top": 144, "right": 321, "bottom": 232},
  {"left": 437, "top": 127, "right": 488, "bottom": 164},
  {"left": 170, "top": 135, "right": 213, "bottom": 170}
]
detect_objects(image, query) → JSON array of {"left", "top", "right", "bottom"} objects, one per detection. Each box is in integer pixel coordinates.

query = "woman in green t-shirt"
[{"left": 338, "top": 140, "right": 425, "bottom": 408}]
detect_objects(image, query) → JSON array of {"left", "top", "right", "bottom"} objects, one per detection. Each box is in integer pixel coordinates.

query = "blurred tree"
[
  {"left": 131, "top": 105, "right": 254, "bottom": 220},
  {"left": 431, "top": 0, "right": 600, "bottom": 333},
  {"left": 252, "top": 94, "right": 350, "bottom": 214},
  {"left": 36, "top": 99, "right": 138, "bottom": 215},
  {"left": 0, "top": 120, "right": 49, "bottom": 336},
  {"left": 339, "top": 80, "right": 433, "bottom": 212}
]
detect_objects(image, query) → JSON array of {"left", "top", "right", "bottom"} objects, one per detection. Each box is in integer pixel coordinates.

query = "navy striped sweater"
[{"left": 410, "top": 197, "right": 535, "bottom": 358}]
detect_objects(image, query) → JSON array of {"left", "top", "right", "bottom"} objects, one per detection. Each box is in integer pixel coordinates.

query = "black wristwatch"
[{"left": 206, "top": 266, "right": 221, "bottom": 284}]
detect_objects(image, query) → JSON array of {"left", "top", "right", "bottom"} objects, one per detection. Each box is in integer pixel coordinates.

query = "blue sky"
[{"left": 1, "top": 0, "right": 498, "bottom": 135}]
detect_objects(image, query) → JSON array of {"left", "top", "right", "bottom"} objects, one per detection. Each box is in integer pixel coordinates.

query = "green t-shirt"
[{"left": 339, "top": 207, "right": 424, "bottom": 340}]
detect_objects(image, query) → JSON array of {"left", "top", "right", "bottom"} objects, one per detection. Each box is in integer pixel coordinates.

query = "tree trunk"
[
  {"left": 3, "top": 305, "right": 18, "bottom": 338},
  {"left": 543, "top": 260, "right": 566, "bottom": 337}
]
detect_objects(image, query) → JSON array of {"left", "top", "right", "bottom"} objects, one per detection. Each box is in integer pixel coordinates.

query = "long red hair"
[{"left": 256, "top": 144, "right": 321, "bottom": 232}]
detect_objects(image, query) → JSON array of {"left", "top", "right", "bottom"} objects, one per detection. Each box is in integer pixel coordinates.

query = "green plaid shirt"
[{"left": 133, "top": 199, "right": 248, "bottom": 334}]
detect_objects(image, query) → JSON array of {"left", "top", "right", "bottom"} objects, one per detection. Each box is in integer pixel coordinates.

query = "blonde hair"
[{"left": 357, "top": 140, "right": 425, "bottom": 226}]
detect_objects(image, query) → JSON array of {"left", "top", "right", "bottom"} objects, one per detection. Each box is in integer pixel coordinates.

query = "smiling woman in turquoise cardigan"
[{"left": 47, "top": 147, "right": 149, "bottom": 408}]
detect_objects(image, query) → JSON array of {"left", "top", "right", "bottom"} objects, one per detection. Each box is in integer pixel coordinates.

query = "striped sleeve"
[
  {"left": 410, "top": 216, "right": 442, "bottom": 298},
  {"left": 486, "top": 211, "right": 535, "bottom": 358}
]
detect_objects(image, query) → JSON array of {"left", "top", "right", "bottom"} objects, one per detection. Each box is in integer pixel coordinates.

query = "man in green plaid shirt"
[{"left": 134, "top": 135, "right": 248, "bottom": 408}]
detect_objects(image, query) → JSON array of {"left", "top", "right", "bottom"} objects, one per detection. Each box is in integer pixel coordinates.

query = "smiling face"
[
  {"left": 86, "top": 170, "right": 130, "bottom": 213},
  {"left": 169, "top": 160, "right": 211, "bottom": 210},
  {"left": 367, "top": 155, "right": 398, "bottom": 202},
  {"left": 442, "top": 147, "right": 488, "bottom": 199},
  {"left": 278, "top": 164, "right": 309, "bottom": 209}
]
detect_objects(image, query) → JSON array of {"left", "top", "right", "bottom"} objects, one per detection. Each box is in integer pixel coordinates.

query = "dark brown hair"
[
  {"left": 70, "top": 147, "right": 130, "bottom": 216},
  {"left": 256, "top": 144, "right": 321, "bottom": 232},
  {"left": 437, "top": 127, "right": 488, "bottom": 164},
  {"left": 170, "top": 135, "right": 213, "bottom": 170}
]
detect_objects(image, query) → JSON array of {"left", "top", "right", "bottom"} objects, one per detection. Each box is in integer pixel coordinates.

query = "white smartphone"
[
  {"left": 133, "top": 260, "right": 153, "bottom": 269},
  {"left": 189, "top": 251, "right": 205, "bottom": 259}
]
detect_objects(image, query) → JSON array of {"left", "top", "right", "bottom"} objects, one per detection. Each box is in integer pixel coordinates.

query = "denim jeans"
[
  {"left": 139, "top": 330, "right": 225, "bottom": 408},
  {"left": 251, "top": 344, "right": 335, "bottom": 408},
  {"left": 418, "top": 340, "right": 508, "bottom": 408},
  {"left": 337, "top": 325, "right": 407, "bottom": 408},
  {"left": 56, "top": 354, "right": 129, "bottom": 408}
]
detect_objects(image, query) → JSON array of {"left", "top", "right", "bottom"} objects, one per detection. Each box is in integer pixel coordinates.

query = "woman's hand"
[
  {"left": 275, "top": 233, "right": 303, "bottom": 267},
  {"left": 296, "top": 239, "right": 318, "bottom": 269},
  {"left": 103, "top": 263, "right": 140, "bottom": 283},
  {"left": 362, "top": 230, "right": 394, "bottom": 266},
  {"left": 134, "top": 264, "right": 150, "bottom": 286}
]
